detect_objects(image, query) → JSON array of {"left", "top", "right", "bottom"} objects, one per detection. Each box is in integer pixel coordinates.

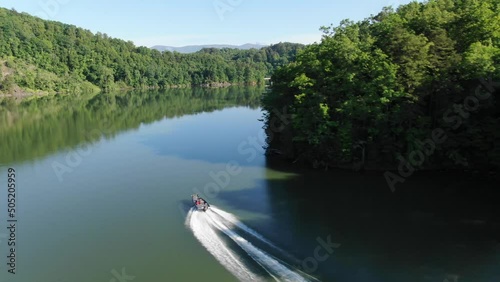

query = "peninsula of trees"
[{"left": 263, "top": 0, "right": 499, "bottom": 171}]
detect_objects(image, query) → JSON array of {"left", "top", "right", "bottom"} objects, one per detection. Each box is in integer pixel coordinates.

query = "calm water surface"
[{"left": 0, "top": 87, "right": 498, "bottom": 282}]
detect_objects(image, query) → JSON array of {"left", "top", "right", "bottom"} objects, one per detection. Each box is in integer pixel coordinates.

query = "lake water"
[{"left": 0, "top": 87, "right": 498, "bottom": 282}]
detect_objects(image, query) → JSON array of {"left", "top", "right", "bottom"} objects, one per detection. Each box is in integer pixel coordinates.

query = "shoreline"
[{"left": 0, "top": 82, "right": 265, "bottom": 100}]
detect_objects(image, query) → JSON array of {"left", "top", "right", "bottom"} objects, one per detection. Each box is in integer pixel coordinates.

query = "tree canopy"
[
  {"left": 0, "top": 7, "right": 303, "bottom": 94},
  {"left": 263, "top": 0, "right": 499, "bottom": 170}
]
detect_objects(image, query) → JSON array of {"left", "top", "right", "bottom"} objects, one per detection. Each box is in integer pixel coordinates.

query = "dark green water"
[{"left": 0, "top": 87, "right": 498, "bottom": 282}]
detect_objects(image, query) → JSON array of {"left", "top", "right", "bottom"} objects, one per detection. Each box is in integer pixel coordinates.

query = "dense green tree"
[
  {"left": 263, "top": 0, "right": 499, "bottom": 170},
  {"left": 0, "top": 7, "right": 304, "bottom": 94}
]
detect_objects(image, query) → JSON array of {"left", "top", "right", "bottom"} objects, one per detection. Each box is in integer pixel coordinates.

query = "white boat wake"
[
  {"left": 186, "top": 206, "right": 313, "bottom": 282},
  {"left": 186, "top": 208, "right": 259, "bottom": 281},
  {"left": 210, "top": 207, "right": 284, "bottom": 251}
]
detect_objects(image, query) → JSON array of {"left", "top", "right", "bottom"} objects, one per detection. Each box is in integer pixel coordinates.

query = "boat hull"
[{"left": 191, "top": 194, "right": 210, "bottom": 211}]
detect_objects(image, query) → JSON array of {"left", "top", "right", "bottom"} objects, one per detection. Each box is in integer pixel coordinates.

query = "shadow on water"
[
  {"left": 212, "top": 156, "right": 500, "bottom": 282},
  {"left": 212, "top": 180, "right": 274, "bottom": 215}
]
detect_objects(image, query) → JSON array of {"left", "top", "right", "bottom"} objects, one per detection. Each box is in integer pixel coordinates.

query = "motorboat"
[{"left": 191, "top": 194, "right": 210, "bottom": 211}]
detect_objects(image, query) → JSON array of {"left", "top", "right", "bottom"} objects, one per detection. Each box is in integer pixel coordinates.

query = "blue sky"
[{"left": 0, "top": 0, "right": 412, "bottom": 47}]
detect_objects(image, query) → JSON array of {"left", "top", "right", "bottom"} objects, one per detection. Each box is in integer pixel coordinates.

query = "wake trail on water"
[
  {"left": 210, "top": 207, "right": 321, "bottom": 282},
  {"left": 210, "top": 207, "right": 284, "bottom": 251},
  {"left": 186, "top": 206, "right": 312, "bottom": 282},
  {"left": 185, "top": 208, "right": 260, "bottom": 281}
]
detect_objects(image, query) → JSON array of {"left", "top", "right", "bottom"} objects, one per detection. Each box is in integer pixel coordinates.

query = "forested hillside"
[
  {"left": 0, "top": 7, "right": 303, "bottom": 95},
  {"left": 263, "top": 0, "right": 499, "bottom": 171}
]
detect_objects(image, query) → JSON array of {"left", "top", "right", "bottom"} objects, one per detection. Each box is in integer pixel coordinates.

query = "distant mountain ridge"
[{"left": 150, "top": 43, "right": 267, "bottom": 53}]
